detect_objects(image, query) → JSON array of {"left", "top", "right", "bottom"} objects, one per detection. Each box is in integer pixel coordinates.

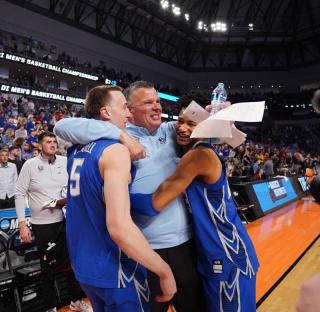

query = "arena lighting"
[
  {"left": 160, "top": 0, "right": 169, "bottom": 9},
  {"left": 198, "top": 21, "right": 203, "bottom": 30},
  {"left": 211, "top": 22, "right": 227, "bottom": 32},
  {"left": 158, "top": 92, "right": 179, "bottom": 102},
  {"left": 248, "top": 23, "right": 254, "bottom": 31},
  {"left": 184, "top": 13, "right": 190, "bottom": 21},
  {"left": 172, "top": 4, "right": 181, "bottom": 16}
]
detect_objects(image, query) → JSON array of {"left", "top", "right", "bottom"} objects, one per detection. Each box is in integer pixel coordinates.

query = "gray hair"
[{"left": 123, "top": 81, "right": 154, "bottom": 102}]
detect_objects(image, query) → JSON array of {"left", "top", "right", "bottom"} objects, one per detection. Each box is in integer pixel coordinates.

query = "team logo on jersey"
[
  {"left": 158, "top": 137, "right": 166, "bottom": 144},
  {"left": 38, "top": 165, "right": 44, "bottom": 171},
  {"left": 212, "top": 259, "right": 223, "bottom": 274}
]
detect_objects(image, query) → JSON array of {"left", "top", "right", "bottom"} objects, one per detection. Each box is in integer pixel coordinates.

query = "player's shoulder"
[{"left": 102, "top": 142, "right": 129, "bottom": 156}]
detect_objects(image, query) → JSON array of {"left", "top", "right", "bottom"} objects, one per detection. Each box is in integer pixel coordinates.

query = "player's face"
[
  {"left": 128, "top": 88, "right": 162, "bottom": 133},
  {"left": 40, "top": 136, "right": 58, "bottom": 157},
  {"left": 107, "top": 91, "right": 131, "bottom": 129},
  {"left": 175, "top": 111, "right": 197, "bottom": 146}
]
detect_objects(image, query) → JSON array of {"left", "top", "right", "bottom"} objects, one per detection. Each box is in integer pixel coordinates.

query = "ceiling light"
[
  {"left": 172, "top": 5, "right": 181, "bottom": 15},
  {"left": 160, "top": 0, "right": 169, "bottom": 9}
]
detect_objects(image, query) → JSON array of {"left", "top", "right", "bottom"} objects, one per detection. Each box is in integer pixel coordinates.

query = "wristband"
[{"left": 129, "top": 193, "right": 159, "bottom": 216}]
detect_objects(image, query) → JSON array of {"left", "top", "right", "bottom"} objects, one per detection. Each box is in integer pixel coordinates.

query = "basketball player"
[
  {"left": 66, "top": 85, "right": 176, "bottom": 312},
  {"left": 130, "top": 91, "right": 259, "bottom": 312}
]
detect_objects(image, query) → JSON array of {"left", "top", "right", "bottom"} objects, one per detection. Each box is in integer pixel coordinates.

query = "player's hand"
[
  {"left": 120, "top": 131, "right": 146, "bottom": 161},
  {"left": 20, "top": 226, "right": 32, "bottom": 243},
  {"left": 296, "top": 273, "right": 320, "bottom": 312},
  {"left": 205, "top": 101, "right": 232, "bottom": 113},
  {"left": 42, "top": 199, "right": 58, "bottom": 210},
  {"left": 155, "top": 265, "right": 177, "bottom": 303}
]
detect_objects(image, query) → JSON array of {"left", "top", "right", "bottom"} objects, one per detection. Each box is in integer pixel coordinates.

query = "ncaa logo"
[{"left": 0, "top": 219, "right": 10, "bottom": 232}]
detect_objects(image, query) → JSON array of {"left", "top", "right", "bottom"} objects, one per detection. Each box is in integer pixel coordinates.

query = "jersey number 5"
[{"left": 70, "top": 158, "right": 85, "bottom": 196}]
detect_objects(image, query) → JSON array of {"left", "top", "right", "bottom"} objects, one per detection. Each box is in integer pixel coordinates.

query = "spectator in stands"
[
  {"left": 26, "top": 128, "right": 38, "bottom": 147},
  {"left": 12, "top": 137, "right": 24, "bottom": 161},
  {"left": 0, "top": 127, "right": 4, "bottom": 145},
  {"left": 21, "top": 142, "right": 32, "bottom": 160},
  {"left": 1, "top": 128, "right": 15, "bottom": 147},
  {"left": 15, "top": 122, "right": 28, "bottom": 139},
  {"left": 15, "top": 131, "right": 91, "bottom": 312},
  {"left": 263, "top": 153, "right": 274, "bottom": 179},
  {"left": 26, "top": 116, "right": 35, "bottom": 132},
  {"left": 35, "top": 120, "right": 42, "bottom": 130},
  {"left": 4, "top": 118, "right": 17, "bottom": 132},
  {"left": 54, "top": 81, "right": 206, "bottom": 312},
  {"left": 32, "top": 148, "right": 40, "bottom": 157},
  {"left": 8, "top": 145, "right": 23, "bottom": 174},
  {"left": 252, "top": 157, "right": 262, "bottom": 176},
  {"left": 0, "top": 149, "right": 17, "bottom": 209},
  {"left": 27, "top": 98, "right": 35, "bottom": 113}
]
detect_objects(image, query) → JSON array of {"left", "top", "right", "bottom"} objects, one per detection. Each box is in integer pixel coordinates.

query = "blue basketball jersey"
[
  {"left": 185, "top": 142, "right": 259, "bottom": 282},
  {"left": 66, "top": 139, "right": 148, "bottom": 293}
]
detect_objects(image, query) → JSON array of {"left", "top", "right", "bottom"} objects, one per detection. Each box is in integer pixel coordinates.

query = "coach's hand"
[
  {"left": 119, "top": 131, "right": 146, "bottom": 160},
  {"left": 19, "top": 222, "right": 33, "bottom": 243},
  {"left": 155, "top": 265, "right": 177, "bottom": 303}
]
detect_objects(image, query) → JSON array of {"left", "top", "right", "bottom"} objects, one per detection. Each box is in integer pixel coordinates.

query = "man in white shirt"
[
  {"left": 15, "top": 131, "right": 91, "bottom": 312},
  {"left": 0, "top": 149, "right": 17, "bottom": 209}
]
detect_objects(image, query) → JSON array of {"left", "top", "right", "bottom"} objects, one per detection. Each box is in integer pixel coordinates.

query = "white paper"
[
  {"left": 191, "top": 119, "right": 232, "bottom": 139},
  {"left": 182, "top": 100, "right": 210, "bottom": 124},
  {"left": 223, "top": 126, "right": 247, "bottom": 148},
  {"left": 211, "top": 101, "right": 265, "bottom": 122}
]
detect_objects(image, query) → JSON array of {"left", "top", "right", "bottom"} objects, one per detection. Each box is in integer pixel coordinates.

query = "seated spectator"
[
  {"left": 15, "top": 123, "right": 28, "bottom": 139},
  {"left": 26, "top": 116, "right": 35, "bottom": 131},
  {"left": 0, "top": 149, "right": 17, "bottom": 209},
  {"left": 26, "top": 128, "right": 38, "bottom": 147},
  {"left": 34, "top": 120, "right": 42, "bottom": 132},
  {"left": 1, "top": 128, "right": 15, "bottom": 147},
  {"left": 32, "top": 148, "right": 40, "bottom": 158},
  {"left": 21, "top": 142, "right": 32, "bottom": 160},
  {"left": 4, "top": 118, "right": 17, "bottom": 132}
]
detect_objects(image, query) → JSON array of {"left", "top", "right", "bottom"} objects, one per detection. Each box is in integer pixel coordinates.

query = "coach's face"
[{"left": 128, "top": 88, "right": 162, "bottom": 133}]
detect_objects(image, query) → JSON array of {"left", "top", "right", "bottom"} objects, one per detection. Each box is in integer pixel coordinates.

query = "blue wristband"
[{"left": 129, "top": 193, "right": 159, "bottom": 216}]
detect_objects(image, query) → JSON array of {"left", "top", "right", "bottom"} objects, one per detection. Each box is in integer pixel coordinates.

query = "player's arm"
[
  {"left": 129, "top": 148, "right": 220, "bottom": 214},
  {"left": 153, "top": 148, "right": 213, "bottom": 210},
  {"left": 101, "top": 144, "right": 176, "bottom": 302},
  {"left": 54, "top": 118, "right": 145, "bottom": 160}
]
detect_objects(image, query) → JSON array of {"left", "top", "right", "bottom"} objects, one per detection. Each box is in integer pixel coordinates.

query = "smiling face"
[
  {"left": 127, "top": 87, "right": 162, "bottom": 133},
  {"left": 175, "top": 108, "right": 198, "bottom": 147}
]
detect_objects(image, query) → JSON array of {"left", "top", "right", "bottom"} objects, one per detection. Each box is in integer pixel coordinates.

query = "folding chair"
[{"left": 0, "top": 231, "right": 21, "bottom": 312}]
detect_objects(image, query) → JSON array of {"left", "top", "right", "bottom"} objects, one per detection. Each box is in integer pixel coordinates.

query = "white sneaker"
[
  {"left": 45, "top": 308, "right": 57, "bottom": 312},
  {"left": 69, "top": 299, "right": 93, "bottom": 312}
]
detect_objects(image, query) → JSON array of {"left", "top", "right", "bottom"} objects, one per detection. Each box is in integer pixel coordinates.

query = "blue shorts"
[
  {"left": 80, "top": 273, "right": 150, "bottom": 312},
  {"left": 202, "top": 268, "right": 256, "bottom": 312}
]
